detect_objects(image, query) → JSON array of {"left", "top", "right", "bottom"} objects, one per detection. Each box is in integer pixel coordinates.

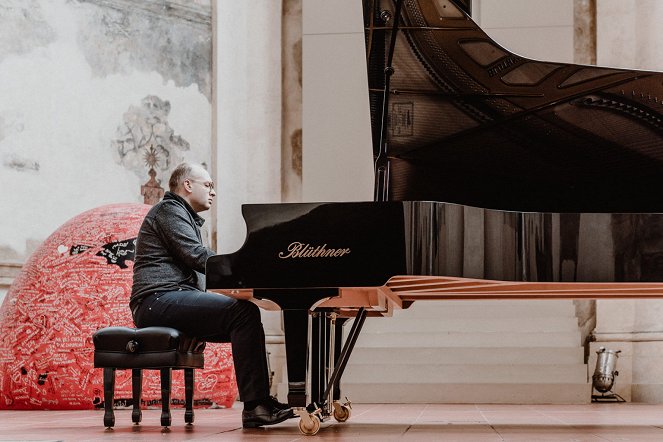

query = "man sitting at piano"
[{"left": 129, "top": 162, "right": 294, "bottom": 428}]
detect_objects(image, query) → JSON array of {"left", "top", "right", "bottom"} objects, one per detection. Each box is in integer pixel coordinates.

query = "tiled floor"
[{"left": 2, "top": 403, "right": 663, "bottom": 441}]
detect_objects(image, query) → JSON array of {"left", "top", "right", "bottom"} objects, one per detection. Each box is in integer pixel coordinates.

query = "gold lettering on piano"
[{"left": 278, "top": 242, "right": 351, "bottom": 259}]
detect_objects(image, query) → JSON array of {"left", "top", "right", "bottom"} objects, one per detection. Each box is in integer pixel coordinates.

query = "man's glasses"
[{"left": 188, "top": 179, "right": 215, "bottom": 191}]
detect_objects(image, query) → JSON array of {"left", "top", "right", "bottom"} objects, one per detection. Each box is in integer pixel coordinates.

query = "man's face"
[{"left": 184, "top": 167, "right": 216, "bottom": 212}]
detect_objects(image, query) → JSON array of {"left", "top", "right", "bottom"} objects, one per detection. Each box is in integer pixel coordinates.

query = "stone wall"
[
  {"left": 588, "top": 0, "right": 663, "bottom": 403},
  {"left": 596, "top": 0, "right": 663, "bottom": 71},
  {"left": 473, "top": 0, "right": 575, "bottom": 63},
  {"left": 0, "top": 0, "right": 213, "bottom": 294}
]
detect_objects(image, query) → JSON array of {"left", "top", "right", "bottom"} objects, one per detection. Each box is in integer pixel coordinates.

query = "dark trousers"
[{"left": 133, "top": 290, "right": 270, "bottom": 403}]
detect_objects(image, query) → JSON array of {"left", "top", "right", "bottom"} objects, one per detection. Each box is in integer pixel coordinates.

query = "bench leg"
[
  {"left": 103, "top": 368, "right": 115, "bottom": 428},
  {"left": 184, "top": 368, "right": 194, "bottom": 425},
  {"left": 160, "top": 368, "right": 172, "bottom": 427},
  {"left": 131, "top": 369, "right": 142, "bottom": 424}
]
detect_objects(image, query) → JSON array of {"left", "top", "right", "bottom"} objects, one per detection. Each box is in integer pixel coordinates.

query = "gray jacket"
[{"left": 130, "top": 191, "right": 215, "bottom": 308}]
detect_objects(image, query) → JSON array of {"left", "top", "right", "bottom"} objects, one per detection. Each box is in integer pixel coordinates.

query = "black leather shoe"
[
  {"left": 268, "top": 395, "right": 291, "bottom": 411},
  {"left": 242, "top": 403, "right": 295, "bottom": 428}
]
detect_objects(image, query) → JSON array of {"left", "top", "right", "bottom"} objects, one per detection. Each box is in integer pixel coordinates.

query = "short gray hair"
[{"left": 169, "top": 163, "right": 193, "bottom": 191}]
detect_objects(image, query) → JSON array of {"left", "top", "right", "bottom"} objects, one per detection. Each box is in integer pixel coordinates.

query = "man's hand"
[
  {"left": 208, "top": 288, "right": 280, "bottom": 311},
  {"left": 211, "top": 289, "right": 253, "bottom": 301}
]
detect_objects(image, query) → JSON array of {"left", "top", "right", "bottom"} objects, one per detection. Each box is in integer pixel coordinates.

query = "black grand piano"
[{"left": 207, "top": 0, "right": 663, "bottom": 435}]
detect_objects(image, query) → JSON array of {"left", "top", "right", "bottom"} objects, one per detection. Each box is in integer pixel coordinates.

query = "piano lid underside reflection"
[{"left": 365, "top": 0, "right": 663, "bottom": 212}]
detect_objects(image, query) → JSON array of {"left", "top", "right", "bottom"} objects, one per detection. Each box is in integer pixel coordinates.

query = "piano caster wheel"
[
  {"left": 298, "top": 413, "right": 321, "bottom": 436},
  {"left": 334, "top": 404, "right": 350, "bottom": 422},
  {"left": 332, "top": 404, "right": 351, "bottom": 423}
]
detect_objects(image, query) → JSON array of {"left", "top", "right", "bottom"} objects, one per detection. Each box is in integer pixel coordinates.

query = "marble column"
[
  {"left": 302, "top": 0, "right": 374, "bottom": 202},
  {"left": 596, "top": 0, "right": 663, "bottom": 71},
  {"left": 573, "top": 0, "right": 596, "bottom": 65},
  {"left": 589, "top": 0, "right": 663, "bottom": 402},
  {"left": 281, "top": 0, "right": 303, "bottom": 203},
  {"left": 215, "top": 0, "right": 285, "bottom": 396}
]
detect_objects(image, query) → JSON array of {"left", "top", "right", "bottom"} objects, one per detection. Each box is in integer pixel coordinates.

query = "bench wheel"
[{"left": 298, "top": 414, "right": 321, "bottom": 436}]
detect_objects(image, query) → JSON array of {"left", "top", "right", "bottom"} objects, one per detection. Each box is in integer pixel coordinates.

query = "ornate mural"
[
  {"left": 113, "top": 95, "right": 189, "bottom": 174},
  {"left": 0, "top": 0, "right": 212, "bottom": 265}
]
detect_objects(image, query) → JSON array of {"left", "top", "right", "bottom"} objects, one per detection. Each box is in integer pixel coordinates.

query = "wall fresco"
[
  {"left": 0, "top": 0, "right": 56, "bottom": 61},
  {"left": 112, "top": 95, "right": 191, "bottom": 181},
  {"left": 0, "top": 0, "right": 212, "bottom": 265},
  {"left": 77, "top": 0, "right": 212, "bottom": 101}
]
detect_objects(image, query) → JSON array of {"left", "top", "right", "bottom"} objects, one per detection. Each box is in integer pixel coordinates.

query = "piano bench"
[{"left": 92, "top": 326, "right": 205, "bottom": 429}]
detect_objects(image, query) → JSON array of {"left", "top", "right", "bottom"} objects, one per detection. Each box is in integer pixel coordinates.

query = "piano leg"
[
  {"left": 282, "top": 308, "right": 309, "bottom": 407},
  {"left": 310, "top": 312, "right": 325, "bottom": 406}
]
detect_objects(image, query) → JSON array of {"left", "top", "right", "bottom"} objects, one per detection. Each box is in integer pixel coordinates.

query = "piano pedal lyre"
[
  {"left": 325, "top": 312, "right": 352, "bottom": 422},
  {"left": 322, "top": 313, "right": 353, "bottom": 423}
]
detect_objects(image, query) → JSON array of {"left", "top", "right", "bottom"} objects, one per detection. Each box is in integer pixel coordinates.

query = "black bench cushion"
[{"left": 93, "top": 326, "right": 205, "bottom": 369}]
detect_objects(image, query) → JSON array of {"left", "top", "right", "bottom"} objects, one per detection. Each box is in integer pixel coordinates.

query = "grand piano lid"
[{"left": 364, "top": 0, "right": 663, "bottom": 213}]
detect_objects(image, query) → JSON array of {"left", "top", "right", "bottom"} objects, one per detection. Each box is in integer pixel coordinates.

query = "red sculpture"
[{"left": 0, "top": 203, "right": 237, "bottom": 409}]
